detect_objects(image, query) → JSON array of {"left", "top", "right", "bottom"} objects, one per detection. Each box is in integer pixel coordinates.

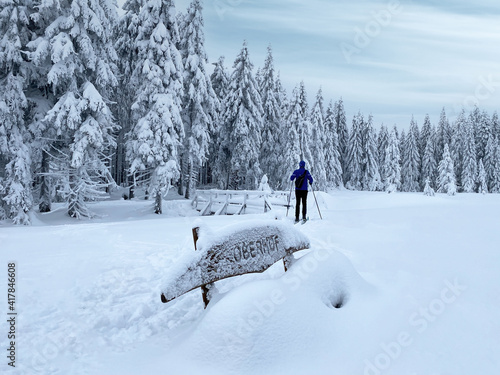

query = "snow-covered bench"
[{"left": 160, "top": 220, "right": 310, "bottom": 308}]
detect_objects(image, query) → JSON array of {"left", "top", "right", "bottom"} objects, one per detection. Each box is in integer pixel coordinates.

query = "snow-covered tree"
[
  {"left": 309, "top": 87, "right": 327, "bottom": 190},
  {"left": 477, "top": 159, "right": 488, "bottom": 194},
  {"left": 377, "top": 124, "right": 389, "bottom": 184},
  {"left": 30, "top": 0, "right": 119, "bottom": 218},
  {"left": 281, "top": 84, "right": 304, "bottom": 187},
  {"left": 483, "top": 134, "right": 497, "bottom": 190},
  {"left": 423, "top": 177, "right": 435, "bottom": 196},
  {"left": 437, "top": 144, "right": 457, "bottom": 195},
  {"left": 345, "top": 112, "right": 364, "bottom": 190},
  {"left": 419, "top": 114, "right": 432, "bottom": 158},
  {"left": 384, "top": 129, "right": 401, "bottom": 193},
  {"left": 421, "top": 128, "right": 437, "bottom": 189},
  {"left": 491, "top": 111, "right": 500, "bottom": 142},
  {"left": 259, "top": 45, "right": 282, "bottom": 189},
  {"left": 296, "top": 81, "right": 314, "bottom": 168},
  {"left": 436, "top": 107, "right": 452, "bottom": 162},
  {"left": 323, "top": 100, "right": 342, "bottom": 188},
  {"left": 0, "top": 0, "right": 33, "bottom": 224},
  {"left": 113, "top": 0, "right": 142, "bottom": 186},
  {"left": 361, "top": 114, "right": 382, "bottom": 191},
  {"left": 335, "top": 98, "right": 349, "bottom": 184},
  {"left": 490, "top": 140, "right": 500, "bottom": 194},
  {"left": 461, "top": 117, "right": 477, "bottom": 193},
  {"left": 217, "top": 41, "right": 263, "bottom": 189},
  {"left": 475, "top": 109, "right": 491, "bottom": 162},
  {"left": 401, "top": 117, "right": 420, "bottom": 192},
  {"left": 127, "top": 0, "right": 184, "bottom": 214},
  {"left": 178, "top": 0, "right": 218, "bottom": 198}
]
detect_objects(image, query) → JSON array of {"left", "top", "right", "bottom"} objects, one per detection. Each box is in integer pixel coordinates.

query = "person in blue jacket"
[{"left": 290, "top": 160, "right": 313, "bottom": 223}]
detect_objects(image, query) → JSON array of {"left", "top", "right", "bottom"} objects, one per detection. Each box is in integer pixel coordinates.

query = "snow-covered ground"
[{"left": 1, "top": 191, "right": 499, "bottom": 375}]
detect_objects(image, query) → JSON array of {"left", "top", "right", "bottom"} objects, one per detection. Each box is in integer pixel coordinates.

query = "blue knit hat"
[{"left": 299, "top": 160, "right": 305, "bottom": 167}]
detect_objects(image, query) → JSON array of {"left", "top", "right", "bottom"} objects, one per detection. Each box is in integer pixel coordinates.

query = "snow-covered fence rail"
[
  {"left": 160, "top": 220, "right": 310, "bottom": 308},
  {"left": 191, "top": 189, "right": 291, "bottom": 216}
]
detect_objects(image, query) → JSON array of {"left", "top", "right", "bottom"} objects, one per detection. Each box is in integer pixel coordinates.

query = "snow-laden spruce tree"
[
  {"left": 419, "top": 114, "right": 432, "bottom": 159},
  {"left": 461, "top": 117, "right": 477, "bottom": 193},
  {"left": 335, "top": 98, "right": 349, "bottom": 184},
  {"left": 296, "top": 81, "right": 314, "bottom": 168},
  {"left": 435, "top": 107, "right": 452, "bottom": 163},
  {"left": 259, "top": 45, "right": 283, "bottom": 189},
  {"left": 401, "top": 117, "right": 420, "bottom": 192},
  {"left": 491, "top": 112, "right": 500, "bottom": 142},
  {"left": 421, "top": 128, "right": 437, "bottom": 190},
  {"left": 345, "top": 112, "right": 364, "bottom": 190},
  {"left": 309, "top": 87, "right": 327, "bottom": 190},
  {"left": 0, "top": 0, "right": 33, "bottom": 224},
  {"left": 275, "top": 71, "right": 292, "bottom": 187},
  {"left": 323, "top": 100, "right": 343, "bottom": 188},
  {"left": 490, "top": 139, "right": 500, "bottom": 193},
  {"left": 127, "top": 0, "right": 184, "bottom": 214},
  {"left": 280, "top": 85, "right": 303, "bottom": 188},
  {"left": 178, "top": 0, "right": 218, "bottom": 198},
  {"left": 483, "top": 134, "right": 497, "bottom": 190},
  {"left": 361, "top": 114, "right": 382, "bottom": 191},
  {"left": 377, "top": 124, "right": 389, "bottom": 185},
  {"left": 217, "top": 41, "right": 263, "bottom": 189},
  {"left": 29, "top": 0, "right": 119, "bottom": 219},
  {"left": 384, "top": 129, "right": 401, "bottom": 193},
  {"left": 209, "top": 55, "right": 229, "bottom": 186},
  {"left": 475, "top": 108, "right": 491, "bottom": 162},
  {"left": 113, "top": 0, "right": 143, "bottom": 186},
  {"left": 437, "top": 144, "right": 457, "bottom": 195},
  {"left": 423, "top": 177, "right": 435, "bottom": 196},
  {"left": 450, "top": 109, "right": 467, "bottom": 189},
  {"left": 477, "top": 159, "right": 488, "bottom": 194}
]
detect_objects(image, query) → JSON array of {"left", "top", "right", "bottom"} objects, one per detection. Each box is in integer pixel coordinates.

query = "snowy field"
[{"left": 1, "top": 191, "right": 499, "bottom": 375}]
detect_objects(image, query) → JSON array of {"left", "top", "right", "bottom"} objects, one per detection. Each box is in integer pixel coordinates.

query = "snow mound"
[{"left": 165, "top": 248, "right": 373, "bottom": 375}]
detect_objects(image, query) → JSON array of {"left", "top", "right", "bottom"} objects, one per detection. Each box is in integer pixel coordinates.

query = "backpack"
[{"left": 295, "top": 170, "right": 307, "bottom": 188}]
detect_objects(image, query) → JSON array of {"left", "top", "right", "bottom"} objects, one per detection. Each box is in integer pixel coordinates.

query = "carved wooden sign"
[{"left": 161, "top": 220, "right": 310, "bottom": 307}]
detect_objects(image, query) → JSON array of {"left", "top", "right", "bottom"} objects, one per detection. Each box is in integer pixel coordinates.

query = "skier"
[{"left": 290, "top": 160, "right": 313, "bottom": 223}]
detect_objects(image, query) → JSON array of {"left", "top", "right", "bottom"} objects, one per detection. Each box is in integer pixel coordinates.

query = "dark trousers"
[{"left": 295, "top": 190, "right": 308, "bottom": 219}]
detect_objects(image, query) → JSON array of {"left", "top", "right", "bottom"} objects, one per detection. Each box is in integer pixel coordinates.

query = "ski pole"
[
  {"left": 286, "top": 182, "right": 293, "bottom": 217},
  {"left": 311, "top": 184, "right": 322, "bottom": 220}
]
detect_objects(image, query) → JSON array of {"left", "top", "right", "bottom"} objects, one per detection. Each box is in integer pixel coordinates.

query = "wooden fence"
[{"left": 191, "top": 189, "right": 292, "bottom": 216}]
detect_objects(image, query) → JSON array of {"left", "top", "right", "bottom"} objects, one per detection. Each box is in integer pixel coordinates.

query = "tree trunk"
[
  {"left": 178, "top": 156, "right": 184, "bottom": 196},
  {"left": 154, "top": 191, "right": 162, "bottom": 214},
  {"left": 39, "top": 150, "right": 51, "bottom": 213}
]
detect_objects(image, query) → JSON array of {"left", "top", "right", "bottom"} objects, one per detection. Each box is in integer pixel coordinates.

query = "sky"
[{"left": 124, "top": 0, "right": 500, "bottom": 129}]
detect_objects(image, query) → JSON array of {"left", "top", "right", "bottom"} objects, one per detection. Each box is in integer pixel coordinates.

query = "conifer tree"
[
  {"left": 401, "top": 117, "right": 420, "bottom": 192},
  {"left": 335, "top": 98, "right": 349, "bottom": 184},
  {"left": 477, "top": 159, "right": 488, "bottom": 194},
  {"left": 490, "top": 140, "right": 500, "bottom": 194},
  {"left": 361, "top": 114, "right": 382, "bottom": 191},
  {"left": 0, "top": 0, "right": 33, "bottom": 223},
  {"left": 113, "top": 0, "right": 142, "bottom": 186},
  {"left": 296, "top": 81, "right": 314, "bottom": 168},
  {"left": 421, "top": 128, "right": 437, "bottom": 189},
  {"left": 436, "top": 107, "right": 452, "bottom": 162},
  {"left": 377, "top": 124, "right": 389, "bottom": 184},
  {"left": 127, "top": 0, "right": 184, "bottom": 214},
  {"left": 259, "top": 45, "right": 282, "bottom": 189},
  {"left": 178, "top": 0, "right": 218, "bottom": 198},
  {"left": 384, "top": 129, "right": 401, "bottom": 193},
  {"left": 491, "top": 111, "right": 500, "bottom": 141},
  {"left": 218, "top": 41, "right": 263, "bottom": 189},
  {"left": 483, "top": 134, "right": 496, "bottom": 190},
  {"left": 461, "top": 118, "right": 477, "bottom": 193},
  {"left": 29, "top": 0, "right": 119, "bottom": 218},
  {"left": 323, "top": 101, "right": 342, "bottom": 188},
  {"left": 437, "top": 144, "right": 457, "bottom": 195},
  {"left": 345, "top": 112, "right": 364, "bottom": 190},
  {"left": 423, "top": 177, "right": 435, "bottom": 196},
  {"left": 280, "top": 85, "right": 301, "bottom": 188},
  {"left": 209, "top": 55, "right": 229, "bottom": 185},
  {"left": 310, "top": 87, "right": 327, "bottom": 190},
  {"left": 419, "top": 114, "right": 432, "bottom": 158},
  {"left": 476, "top": 109, "right": 491, "bottom": 162}
]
